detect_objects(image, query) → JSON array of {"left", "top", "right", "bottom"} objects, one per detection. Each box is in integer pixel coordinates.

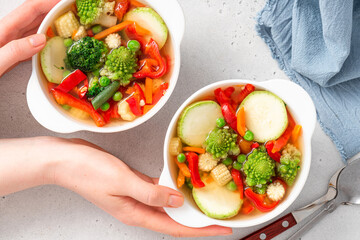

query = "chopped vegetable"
[
  {"left": 205, "top": 127, "right": 240, "bottom": 159},
  {"left": 114, "top": 0, "right": 130, "bottom": 21},
  {"left": 68, "top": 107, "right": 89, "bottom": 119},
  {"left": 169, "top": 137, "right": 182, "bottom": 156},
  {"left": 54, "top": 11, "right": 80, "bottom": 38},
  {"left": 128, "top": 40, "right": 141, "bottom": 52},
  {"left": 222, "top": 157, "right": 232, "bottom": 166},
  {"left": 103, "top": 1, "right": 115, "bottom": 15},
  {"left": 237, "top": 154, "right": 246, "bottom": 163},
  {"left": 175, "top": 157, "right": 191, "bottom": 178},
  {"left": 112, "top": 92, "right": 123, "bottom": 101},
  {"left": 232, "top": 161, "right": 242, "bottom": 170},
  {"left": 87, "top": 76, "right": 104, "bottom": 97},
  {"left": 130, "top": 0, "right": 146, "bottom": 7},
  {"left": 118, "top": 100, "right": 136, "bottom": 121},
  {"left": 73, "top": 26, "right": 87, "bottom": 41},
  {"left": 185, "top": 152, "right": 205, "bottom": 188},
  {"left": 231, "top": 169, "right": 244, "bottom": 199},
  {"left": 216, "top": 118, "right": 226, "bottom": 128},
  {"left": 245, "top": 188, "right": 279, "bottom": 212},
  {"left": 76, "top": 0, "right": 104, "bottom": 25},
  {"left": 238, "top": 137, "right": 253, "bottom": 154},
  {"left": 226, "top": 181, "right": 237, "bottom": 191},
  {"left": 46, "top": 26, "right": 55, "bottom": 38},
  {"left": 94, "top": 21, "right": 134, "bottom": 40},
  {"left": 177, "top": 153, "right": 186, "bottom": 163},
  {"left": 234, "top": 83, "right": 255, "bottom": 104},
  {"left": 92, "top": 25, "right": 103, "bottom": 34},
  {"left": 240, "top": 198, "right": 255, "bottom": 215},
  {"left": 62, "top": 105, "right": 71, "bottom": 111},
  {"left": 277, "top": 144, "right": 301, "bottom": 186},
  {"left": 177, "top": 170, "right": 185, "bottom": 188},
  {"left": 236, "top": 106, "right": 246, "bottom": 136},
  {"left": 198, "top": 153, "right": 219, "bottom": 172},
  {"left": 143, "top": 105, "right": 153, "bottom": 114},
  {"left": 266, "top": 181, "right": 285, "bottom": 202},
  {"left": 145, "top": 77, "right": 153, "bottom": 104},
  {"left": 99, "top": 76, "right": 111, "bottom": 87},
  {"left": 244, "top": 130, "right": 254, "bottom": 141},
  {"left": 94, "top": 14, "right": 118, "bottom": 28},
  {"left": 100, "top": 102, "right": 110, "bottom": 111},
  {"left": 272, "top": 112, "right": 296, "bottom": 152},
  {"left": 265, "top": 141, "right": 281, "bottom": 162},
  {"left": 92, "top": 81, "right": 121, "bottom": 110},
  {"left": 210, "top": 163, "right": 232, "bottom": 186},
  {"left": 56, "top": 69, "right": 87, "bottom": 93},
  {"left": 291, "top": 124, "right": 302, "bottom": 143},
  {"left": 221, "top": 103, "right": 237, "bottom": 131},
  {"left": 152, "top": 82, "right": 168, "bottom": 104},
  {"left": 183, "top": 147, "right": 206, "bottom": 154},
  {"left": 105, "top": 33, "right": 122, "bottom": 49},
  {"left": 64, "top": 38, "right": 73, "bottom": 48}
]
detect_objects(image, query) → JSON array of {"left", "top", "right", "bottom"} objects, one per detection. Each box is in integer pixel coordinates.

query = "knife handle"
[{"left": 240, "top": 213, "right": 297, "bottom": 240}]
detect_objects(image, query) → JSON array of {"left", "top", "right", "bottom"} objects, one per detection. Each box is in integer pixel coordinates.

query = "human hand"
[
  {"left": 0, "top": 0, "right": 60, "bottom": 76},
  {"left": 47, "top": 138, "right": 233, "bottom": 237}
]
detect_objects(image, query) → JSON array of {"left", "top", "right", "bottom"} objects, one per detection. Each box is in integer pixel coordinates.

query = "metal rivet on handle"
[
  {"left": 260, "top": 233, "right": 267, "bottom": 239},
  {"left": 282, "top": 221, "right": 289, "bottom": 228}
]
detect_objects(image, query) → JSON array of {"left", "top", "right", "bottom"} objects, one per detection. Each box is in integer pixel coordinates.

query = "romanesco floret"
[
  {"left": 204, "top": 128, "right": 240, "bottom": 159},
  {"left": 67, "top": 37, "right": 108, "bottom": 72},
  {"left": 100, "top": 47, "right": 138, "bottom": 86},
  {"left": 243, "top": 148, "right": 275, "bottom": 189},
  {"left": 277, "top": 144, "right": 301, "bottom": 186},
  {"left": 76, "top": 0, "right": 104, "bottom": 25}
]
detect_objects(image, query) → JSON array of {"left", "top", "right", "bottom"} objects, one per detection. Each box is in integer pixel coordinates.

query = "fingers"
[
  {"left": 0, "top": 34, "right": 46, "bottom": 76},
  {"left": 125, "top": 171, "right": 184, "bottom": 208}
]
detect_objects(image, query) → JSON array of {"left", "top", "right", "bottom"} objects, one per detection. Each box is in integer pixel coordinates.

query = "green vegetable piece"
[
  {"left": 64, "top": 38, "right": 73, "bottom": 48},
  {"left": 216, "top": 118, "right": 226, "bottom": 128},
  {"left": 87, "top": 76, "right": 104, "bottom": 97},
  {"left": 63, "top": 70, "right": 71, "bottom": 78},
  {"left": 243, "top": 148, "right": 275, "bottom": 188},
  {"left": 233, "top": 161, "right": 242, "bottom": 170},
  {"left": 177, "top": 153, "right": 186, "bottom": 163},
  {"left": 67, "top": 36, "right": 108, "bottom": 72},
  {"left": 222, "top": 157, "right": 233, "bottom": 166},
  {"left": 226, "top": 181, "right": 237, "bottom": 191},
  {"left": 185, "top": 177, "right": 193, "bottom": 190},
  {"left": 277, "top": 144, "right": 301, "bottom": 186},
  {"left": 76, "top": 0, "right": 104, "bottom": 25},
  {"left": 204, "top": 127, "right": 240, "bottom": 159},
  {"left": 127, "top": 40, "right": 141, "bottom": 52},
  {"left": 62, "top": 104, "right": 71, "bottom": 110},
  {"left": 92, "top": 25, "right": 103, "bottom": 34},
  {"left": 92, "top": 81, "right": 121, "bottom": 110},
  {"left": 100, "top": 46, "right": 138, "bottom": 86},
  {"left": 244, "top": 130, "right": 254, "bottom": 141},
  {"left": 99, "top": 76, "right": 110, "bottom": 87},
  {"left": 237, "top": 154, "right": 246, "bottom": 163},
  {"left": 112, "top": 92, "right": 123, "bottom": 101},
  {"left": 254, "top": 184, "right": 267, "bottom": 194},
  {"left": 100, "top": 102, "right": 110, "bottom": 111},
  {"left": 93, "top": 69, "right": 100, "bottom": 77}
]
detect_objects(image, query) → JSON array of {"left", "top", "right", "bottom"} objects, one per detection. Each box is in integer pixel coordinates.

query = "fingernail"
[
  {"left": 29, "top": 34, "right": 46, "bottom": 47},
  {"left": 167, "top": 195, "right": 183, "bottom": 207},
  {"left": 219, "top": 228, "right": 233, "bottom": 236}
]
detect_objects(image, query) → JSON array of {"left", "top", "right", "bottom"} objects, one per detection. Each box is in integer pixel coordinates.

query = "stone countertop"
[{"left": 0, "top": 0, "right": 358, "bottom": 239}]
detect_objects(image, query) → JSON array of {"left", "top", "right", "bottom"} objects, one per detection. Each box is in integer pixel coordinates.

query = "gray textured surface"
[{"left": 0, "top": 0, "right": 359, "bottom": 239}]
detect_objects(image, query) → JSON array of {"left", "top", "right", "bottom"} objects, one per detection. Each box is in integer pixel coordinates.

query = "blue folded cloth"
[{"left": 256, "top": 0, "right": 360, "bottom": 161}]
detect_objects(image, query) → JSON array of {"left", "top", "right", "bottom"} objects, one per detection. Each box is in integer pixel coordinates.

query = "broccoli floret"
[
  {"left": 204, "top": 127, "right": 240, "bottom": 159},
  {"left": 100, "top": 47, "right": 138, "bottom": 86},
  {"left": 67, "top": 37, "right": 108, "bottom": 72},
  {"left": 277, "top": 144, "right": 301, "bottom": 186},
  {"left": 76, "top": 0, "right": 104, "bottom": 25},
  {"left": 243, "top": 148, "right": 275, "bottom": 190},
  {"left": 86, "top": 76, "right": 104, "bottom": 97}
]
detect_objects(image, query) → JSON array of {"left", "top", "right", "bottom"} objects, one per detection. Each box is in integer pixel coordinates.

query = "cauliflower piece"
[
  {"left": 277, "top": 143, "right": 301, "bottom": 186},
  {"left": 103, "top": 1, "right": 115, "bottom": 15},
  {"left": 105, "top": 33, "right": 121, "bottom": 49},
  {"left": 198, "top": 153, "right": 219, "bottom": 172},
  {"left": 118, "top": 100, "right": 136, "bottom": 121},
  {"left": 73, "top": 26, "right": 87, "bottom": 41},
  {"left": 266, "top": 181, "right": 285, "bottom": 202}
]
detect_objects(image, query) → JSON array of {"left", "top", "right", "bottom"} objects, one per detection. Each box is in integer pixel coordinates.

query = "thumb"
[
  {"left": 0, "top": 34, "right": 46, "bottom": 75},
  {"left": 126, "top": 172, "right": 184, "bottom": 208}
]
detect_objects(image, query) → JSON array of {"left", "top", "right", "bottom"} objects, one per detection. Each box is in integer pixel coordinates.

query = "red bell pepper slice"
[
  {"left": 133, "top": 39, "right": 167, "bottom": 79},
  {"left": 133, "top": 83, "right": 145, "bottom": 103},
  {"left": 245, "top": 188, "right": 279, "bottom": 212},
  {"left": 125, "top": 23, "right": 148, "bottom": 50},
  {"left": 51, "top": 89, "right": 105, "bottom": 127},
  {"left": 221, "top": 103, "right": 237, "bottom": 131},
  {"left": 231, "top": 169, "right": 244, "bottom": 199},
  {"left": 56, "top": 70, "right": 87, "bottom": 93},
  {"left": 272, "top": 112, "right": 296, "bottom": 152},
  {"left": 126, "top": 96, "right": 142, "bottom": 116},
  {"left": 114, "top": 0, "right": 130, "bottom": 21},
  {"left": 241, "top": 198, "right": 255, "bottom": 215},
  {"left": 77, "top": 78, "right": 89, "bottom": 99},
  {"left": 251, "top": 142, "right": 260, "bottom": 149},
  {"left": 265, "top": 141, "right": 281, "bottom": 162},
  {"left": 214, "top": 88, "right": 232, "bottom": 106},
  {"left": 152, "top": 82, "right": 169, "bottom": 105},
  {"left": 224, "top": 87, "right": 235, "bottom": 98},
  {"left": 234, "top": 84, "right": 255, "bottom": 104},
  {"left": 185, "top": 152, "right": 205, "bottom": 188}
]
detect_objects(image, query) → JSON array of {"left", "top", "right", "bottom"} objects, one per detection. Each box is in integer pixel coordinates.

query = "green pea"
[
  {"left": 100, "top": 102, "right": 110, "bottom": 111},
  {"left": 64, "top": 38, "right": 73, "bottom": 48},
  {"left": 93, "top": 69, "right": 100, "bottom": 77},
  {"left": 127, "top": 40, "right": 141, "bottom": 52},
  {"left": 62, "top": 104, "right": 71, "bottom": 110},
  {"left": 92, "top": 25, "right": 103, "bottom": 34},
  {"left": 216, "top": 118, "right": 226, "bottom": 128},
  {"left": 233, "top": 161, "right": 242, "bottom": 170},
  {"left": 63, "top": 70, "right": 71, "bottom": 78},
  {"left": 237, "top": 154, "right": 247, "bottom": 163},
  {"left": 222, "top": 157, "right": 233, "bottom": 166},
  {"left": 99, "top": 76, "right": 111, "bottom": 87},
  {"left": 177, "top": 153, "right": 186, "bottom": 163},
  {"left": 244, "top": 130, "right": 254, "bottom": 141},
  {"left": 226, "top": 181, "right": 237, "bottom": 191},
  {"left": 112, "top": 92, "right": 123, "bottom": 101}
]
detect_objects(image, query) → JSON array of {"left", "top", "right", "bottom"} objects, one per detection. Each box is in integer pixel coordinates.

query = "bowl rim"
[
  {"left": 160, "top": 79, "right": 316, "bottom": 228},
  {"left": 26, "top": 0, "right": 185, "bottom": 133}
]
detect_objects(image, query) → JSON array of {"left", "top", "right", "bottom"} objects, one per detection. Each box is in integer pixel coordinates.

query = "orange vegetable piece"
[
  {"left": 291, "top": 125, "right": 302, "bottom": 143},
  {"left": 130, "top": 0, "right": 146, "bottom": 7},
  {"left": 145, "top": 78, "right": 153, "bottom": 104},
  {"left": 183, "top": 147, "right": 205, "bottom": 154},
  {"left": 175, "top": 158, "right": 191, "bottom": 178},
  {"left": 272, "top": 112, "right": 296, "bottom": 152},
  {"left": 237, "top": 107, "right": 246, "bottom": 136},
  {"left": 94, "top": 21, "right": 134, "bottom": 40},
  {"left": 177, "top": 170, "right": 185, "bottom": 188},
  {"left": 241, "top": 198, "right": 255, "bottom": 215},
  {"left": 134, "top": 22, "right": 151, "bottom": 36},
  {"left": 46, "top": 26, "right": 55, "bottom": 38},
  {"left": 143, "top": 105, "right": 153, "bottom": 114},
  {"left": 205, "top": 176, "right": 213, "bottom": 184},
  {"left": 71, "top": 29, "right": 78, "bottom": 40}
]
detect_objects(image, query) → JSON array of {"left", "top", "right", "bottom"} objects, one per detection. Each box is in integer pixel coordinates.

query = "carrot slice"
[
  {"left": 143, "top": 105, "right": 153, "bottom": 114},
  {"left": 145, "top": 78, "right": 153, "bottom": 104},
  {"left": 183, "top": 147, "right": 205, "bottom": 154},
  {"left": 237, "top": 107, "right": 246, "bottom": 136},
  {"left": 291, "top": 125, "right": 302, "bottom": 143},
  {"left": 71, "top": 29, "right": 78, "bottom": 40},
  {"left": 175, "top": 158, "right": 191, "bottom": 178},
  {"left": 131, "top": 0, "right": 146, "bottom": 7},
  {"left": 272, "top": 112, "right": 296, "bottom": 152},
  {"left": 134, "top": 23, "right": 151, "bottom": 36},
  {"left": 94, "top": 21, "right": 134, "bottom": 40},
  {"left": 177, "top": 170, "right": 185, "bottom": 188},
  {"left": 46, "top": 26, "right": 55, "bottom": 38}
]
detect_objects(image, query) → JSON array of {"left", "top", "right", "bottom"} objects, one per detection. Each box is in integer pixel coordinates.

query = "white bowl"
[
  {"left": 27, "top": 0, "right": 185, "bottom": 133},
  {"left": 159, "top": 79, "right": 316, "bottom": 228}
]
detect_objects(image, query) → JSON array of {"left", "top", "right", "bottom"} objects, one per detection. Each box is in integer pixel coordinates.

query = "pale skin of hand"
[{"left": 0, "top": 137, "right": 232, "bottom": 237}]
